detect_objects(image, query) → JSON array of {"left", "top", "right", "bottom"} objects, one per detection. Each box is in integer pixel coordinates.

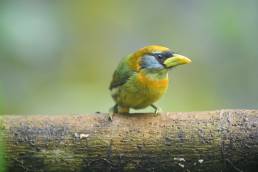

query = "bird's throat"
[
  {"left": 136, "top": 69, "right": 169, "bottom": 101},
  {"left": 141, "top": 69, "right": 168, "bottom": 80}
]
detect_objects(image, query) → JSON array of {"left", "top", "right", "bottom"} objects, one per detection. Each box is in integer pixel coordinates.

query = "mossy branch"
[{"left": 1, "top": 109, "right": 258, "bottom": 172}]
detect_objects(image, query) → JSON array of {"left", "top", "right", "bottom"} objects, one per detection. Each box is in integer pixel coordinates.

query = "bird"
[{"left": 109, "top": 45, "right": 191, "bottom": 120}]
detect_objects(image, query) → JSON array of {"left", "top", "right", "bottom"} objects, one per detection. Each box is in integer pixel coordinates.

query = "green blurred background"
[{"left": 0, "top": 0, "right": 258, "bottom": 115}]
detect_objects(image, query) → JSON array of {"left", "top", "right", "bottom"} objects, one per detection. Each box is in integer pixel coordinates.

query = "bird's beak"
[{"left": 163, "top": 54, "right": 191, "bottom": 68}]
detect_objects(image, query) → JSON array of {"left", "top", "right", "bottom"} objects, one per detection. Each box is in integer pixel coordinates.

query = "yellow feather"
[
  {"left": 137, "top": 72, "right": 168, "bottom": 90},
  {"left": 128, "top": 45, "right": 170, "bottom": 71}
]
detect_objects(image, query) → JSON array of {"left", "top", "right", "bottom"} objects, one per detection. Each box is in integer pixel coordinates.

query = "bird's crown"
[
  {"left": 128, "top": 45, "right": 171, "bottom": 71},
  {"left": 128, "top": 45, "right": 191, "bottom": 71}
]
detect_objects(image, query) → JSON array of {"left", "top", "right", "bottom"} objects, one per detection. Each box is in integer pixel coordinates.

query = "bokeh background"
[{"left": 0, "top": 0, "right": 258, "bottom": 115}]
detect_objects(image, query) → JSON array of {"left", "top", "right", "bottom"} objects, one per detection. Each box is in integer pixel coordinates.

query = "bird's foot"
[
  {"left": 108, "top": 105, "right": 130, "bottom": 121},
  {"left": 151, "top": 104, "right": 162, "bottom": 116},
  {"left": 108, "top": 104, "right": 118, "bottom": 121},
  {"left": 108, "top": 112, "right": 114, "bottom": 121}
]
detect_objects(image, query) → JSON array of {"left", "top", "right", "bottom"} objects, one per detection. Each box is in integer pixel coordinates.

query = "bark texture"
[{"left": 1, "top": 109, "right": 258, "bottom": 172}]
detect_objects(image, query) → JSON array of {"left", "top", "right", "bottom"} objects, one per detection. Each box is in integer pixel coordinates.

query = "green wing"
[{"left": 109, "top": 55, "right": 135, "bottom": 90}]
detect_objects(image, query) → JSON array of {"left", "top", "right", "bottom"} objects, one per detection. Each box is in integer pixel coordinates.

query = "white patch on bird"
[{"left": 111, "top": 87, "right": 119, "bottom": 97}]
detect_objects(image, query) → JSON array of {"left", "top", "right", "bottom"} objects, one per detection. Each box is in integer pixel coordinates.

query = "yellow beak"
[{"left": 163, "top": 54, "right": 191, "bottom": 68}]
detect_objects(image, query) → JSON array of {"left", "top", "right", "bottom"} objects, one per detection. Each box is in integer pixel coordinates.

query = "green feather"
[{"left": 109, "top": 55, "right": 135, "bottom": 89}]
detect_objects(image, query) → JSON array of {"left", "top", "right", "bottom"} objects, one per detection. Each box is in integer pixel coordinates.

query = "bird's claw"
[
  {"left": 108, "top": 104, "right": 118, "bottom": 121},
  {"left": 151, "top": 104, "right": 162, "bottom": 116},
  {"left": 155, "top": 107, "right": 162, "bottom": 114},
  {"left": 108, "top": 112, "right": 113, "bottom": 121}
]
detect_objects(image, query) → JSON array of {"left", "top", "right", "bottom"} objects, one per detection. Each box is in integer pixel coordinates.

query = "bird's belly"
[{"left": 113, "top": 74, "right": 168, "bottom": 109}]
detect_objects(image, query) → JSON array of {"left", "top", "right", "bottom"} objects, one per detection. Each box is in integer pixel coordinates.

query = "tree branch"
[{"left": 1, "top": 109, "right": 258, "bottom": 172}]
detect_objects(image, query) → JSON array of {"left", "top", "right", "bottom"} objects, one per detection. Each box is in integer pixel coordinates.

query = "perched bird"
[{"left": 109, "top": 45, "right": 191, "bottom": 120}]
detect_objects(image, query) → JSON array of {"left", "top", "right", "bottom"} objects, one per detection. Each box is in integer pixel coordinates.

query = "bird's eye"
[
  {"left": 148, "top": 52, "right": 173, "bottom": 63},
  {"left": 156, "top": 54, "right": 166, "bottom": 60},
  {"left": 157, "top": 54, "right": 163, "bottom": 58}
]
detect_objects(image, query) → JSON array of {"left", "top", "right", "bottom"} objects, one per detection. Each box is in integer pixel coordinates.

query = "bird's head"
[{"left": 129, "top": 45, "right": 191, "bottom": 71}]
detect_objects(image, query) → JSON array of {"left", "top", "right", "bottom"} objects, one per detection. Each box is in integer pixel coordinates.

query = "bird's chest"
[
  {"left": 114, "top": 71, "right": 168, "bottom": 108},
  {"left": 134, "top": 72, "right": 168, "bottom": 98}
]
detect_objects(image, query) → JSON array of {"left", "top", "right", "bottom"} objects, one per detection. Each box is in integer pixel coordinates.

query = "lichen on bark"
[{"left": 0, "top": 110, "right": 258, "bottom": 172}]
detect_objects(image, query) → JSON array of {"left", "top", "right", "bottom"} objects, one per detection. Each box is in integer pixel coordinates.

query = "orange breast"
[{"left": 137, "top": 72, "right": 168, "bottom": 90}]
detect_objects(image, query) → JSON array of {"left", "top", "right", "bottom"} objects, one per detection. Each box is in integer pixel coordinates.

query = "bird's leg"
[
  {"left": 108, "top": 105, "right": 130, "bottom": 121},
  {"left": 150, "top": 104, "right": 162, "bottom": 116},
  {"left": 108, "top": 104, "right": 118, "bottom": 121}
]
